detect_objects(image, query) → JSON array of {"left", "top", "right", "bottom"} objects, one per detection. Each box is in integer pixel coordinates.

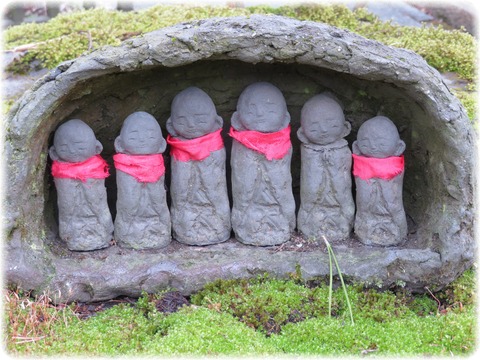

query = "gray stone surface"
[
  {"left": 166, "top": 87, "right": 231, "bottom": 245},
  {"left": 230, "top": 82, "right": 296, "bottom": 246},
  {"left": 363, "top": 1, "right": 433, "bottom": 27},
  {"left": 297, "top": 93, "right": 354, "bottom": 242},
  {"left": 49, "top": 119, "right": 113, "bottom": 251},
  {"left": 352, "top": 116, "right": 408, "bottom": 246},
  {"left": 4, "top": 15, "right": 475, "bottom": 302},
  {"left": 114, "top": 111, "right": 171, "bottom": 249}
]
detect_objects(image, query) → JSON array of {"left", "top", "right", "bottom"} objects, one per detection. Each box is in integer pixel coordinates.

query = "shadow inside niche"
[{"left": 43, "top": 60, "right": 435, "bottom": 255}]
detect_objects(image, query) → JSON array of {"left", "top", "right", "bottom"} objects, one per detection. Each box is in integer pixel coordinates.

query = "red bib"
[
  {"left": 167, "top": 128, "right": 224, "bottom": 162},
  {"left": 113, "top": 153, "right": 165, "bottom": 183},
  {"left": 229, "top": 125, "right": 292, "bottom": 161},
  {"left": 52, "top": 155, "right": 109, "bottom": 182},
  {"left": 352, "top": 154, "right": 404, "bottom": 181}
]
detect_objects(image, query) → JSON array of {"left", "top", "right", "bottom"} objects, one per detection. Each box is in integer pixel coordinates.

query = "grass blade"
[
  {"left": 323, "top": 236, "right": 354, "bottom": 325},
  {"left": 327, "top": 242, "right": 333, "bottom": 318}
]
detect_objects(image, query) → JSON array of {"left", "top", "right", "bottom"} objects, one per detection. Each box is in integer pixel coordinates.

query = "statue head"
[
  {"left": 115, "top": 111, "right": 166, "bottom": 155},
  {"left": 166, "top": 87, "right": 223, "bottom": 139},
  {"left": 298, "top": 93, "right": 350, "bottom": 145},
  {"left": 352, "top": 116, "right": 406, "bottom": 158},
  {"left": 49, "top": 119, "right": 102, "bottom": 163},
  {"left": 232, "top": 82, "right": 290, "bottom": 132}
]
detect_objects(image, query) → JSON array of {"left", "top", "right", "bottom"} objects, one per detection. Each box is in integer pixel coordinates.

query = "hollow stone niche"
[{"left": 5, "top": 15, "right": 475, "bottom": 303}]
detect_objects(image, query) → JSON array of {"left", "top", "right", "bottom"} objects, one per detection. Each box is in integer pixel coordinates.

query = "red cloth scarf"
[
  {"left": 113, "top": 153, "right": 165, "bottom": 183},
  {"left": 52, "top": 155, "right": 109, "bottom": 182},
  {"left": 229, "top": 125, "right": 292, "bottom": 161},
  {"left": 352, "top": 154, "right": 404, "bottom": 181},
  {"left": 167, "top": 128, "right": 224, "bottom": 162}
]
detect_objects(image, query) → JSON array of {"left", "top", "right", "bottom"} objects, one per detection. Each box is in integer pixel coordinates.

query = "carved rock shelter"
[{"left": 5, "top": 15, "right": 475, "bottom": 303}]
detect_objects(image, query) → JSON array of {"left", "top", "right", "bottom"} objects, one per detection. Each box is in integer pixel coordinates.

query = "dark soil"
[
  {"left": 154, "top": 291, "right": 190, "bottom": 314},
  {"left": 71, "top": 291, "right": 191, "bottom": 320},
  {"left": 71, "top": 297, "right": 136, "bottom": 319}
]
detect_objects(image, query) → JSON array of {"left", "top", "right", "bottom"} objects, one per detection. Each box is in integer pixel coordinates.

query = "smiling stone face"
[
  {"left": 353, "top": 116, "right": 405, "bottom": 158},
  {"left": 52, "top": 119, "right": 99, "bottom": 163},
  {"left": 116, "top": 112, "right": 165, "bottom": 155},
  {"left": 168, "top": 87, "right": 221, "bottom": 139},
  {"left": 234, "top": 82, "right": 289, "bottom": 133},
  {"left": 300, "top": 94, "right": 348, "bottom": 145}
]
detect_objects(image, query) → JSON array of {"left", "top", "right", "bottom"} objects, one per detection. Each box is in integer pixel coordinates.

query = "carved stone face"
[
  {"left": 354, "top": 116, "right": 405, "bottom": 158},
  {"left": 52, "top": 119, "right": 99, "bottom": 163},
  {"left": 169, "top": 87, "right": 221, "bottom": 139},
  {"left": 235, "top": 82, "right": 289, "bottom": 133},
  {"left": 117, "top": 112, "right": 164, "bottom": 155},
  {"left": 300, "top": 95, "right": 348, "bottom": 145}
]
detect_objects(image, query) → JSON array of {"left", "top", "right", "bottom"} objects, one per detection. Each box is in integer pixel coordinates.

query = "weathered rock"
[
  {"left": 4, "top": 15, "right": 475, "bottom": 303},
  {"left": 166, "top": 87, "right": 231, "bottom": 246},
  {"left": 113, "top": 111, "right": 171, "bottom": 250},
  {"left": 297, "top": 93, "right": 355, "bottom": 242},
  {"left": 352, "top": 116, "right": 407, "bottom": 246},
  {"left": 230, "top": 82, "right": 296, "bottom": 246},
  {"left": 49, "top": 119, "right": 113, "bottom": 251}
]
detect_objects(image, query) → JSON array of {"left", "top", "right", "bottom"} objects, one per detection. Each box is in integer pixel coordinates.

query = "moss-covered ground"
[
  {"left": 3, "top": 3, "right": 476, "bottom": 120},
  {"left": 4, "top": 4, "right": 476, "bottom": 80},
  {"left": 4, "top": 268, "right": 476, "bottom": 356}
]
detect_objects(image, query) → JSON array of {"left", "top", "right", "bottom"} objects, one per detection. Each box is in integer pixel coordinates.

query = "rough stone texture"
[
  {"left": 352, "top": 116, "right": 408, "bottom": 246},
  {"left": 231, "top": 143, "right": 296, "bottom": 246},
  {"left": 49, "top": 119, "right": 113, "bottom": 251},
  {"left": 4, "top": 15, "right": 475, "bottom": 303},
  {"left": 230, "top": 82, "right": 296, "bottom": 246},
  {"left": 297, "top": 93, "right": 355, "bottom": 242},
  {"left": 166, "top": 87, "right": 231, "bottom": 246},
  {"left": 114, "top": 112, "right": 171, "bottom": 250}
]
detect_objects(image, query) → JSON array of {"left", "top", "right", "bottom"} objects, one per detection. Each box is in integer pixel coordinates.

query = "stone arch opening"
[
  {"left": 6, "top": 15, "right": 474, "bottom": 301},
  {"left": 43, "top": 60, "right": 431, "bottom": 240}
]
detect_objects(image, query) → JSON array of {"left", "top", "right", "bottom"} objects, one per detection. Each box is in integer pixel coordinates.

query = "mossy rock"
[
  {"left": 4, "top": 5, "right": 475, "bottom": 80},
  {"left": 4, "top": 15, "right": 475, "bottom": 302}
]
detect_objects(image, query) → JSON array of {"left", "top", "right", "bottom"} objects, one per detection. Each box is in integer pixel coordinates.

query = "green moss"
[
  {"left": 2, "top": 100, "right": 15, "bottom": 115},
  {"left": 270, "top": 307, "right": 475, "bottom": 355},
  {"left": 436, "top": 267, "right": 476, "bottom": 310},
  {"left": 7, "top": 294, "right": 274, "bottom": 356},
  {"left": 142, "top": 306, "right": 277, "bottom": 355},
  {"left": 4, "top": 4, "right": 476, "bottom": 80},
  {"left": 190, "top": 274, "right": 442, "bottom": 333},
  {"left": 453, "top": 88, "right": 477, "bottom": 122},
  {"left": 191, "top": 275, "right": 330, "bottom": 334},
  {"left": 353, "top": 19, "right": 476, "bottom": 80},
  {"left": 46, "top": 304, "right": 163, "bottom": 355},
  {"left": 5, "top": 269, "right": 476, "bottom": 356}
]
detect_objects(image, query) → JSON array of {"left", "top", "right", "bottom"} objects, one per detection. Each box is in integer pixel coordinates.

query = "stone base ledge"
[{"left": 45, "top": 238, "right": 443, "bottom": 303}]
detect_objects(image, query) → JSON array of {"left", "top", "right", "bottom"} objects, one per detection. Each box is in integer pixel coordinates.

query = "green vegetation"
[
  {"left": 5, "top": 268, "right": 476, "bottom": 356},
  {"left": 4, "top": 4, "right": 476, "bottom": 80},
  {"left": 4, "top": 4, "right": 476, "bottom": 120},
  {"left": 2, "top": 99, "right": 15, "bottom": 115},
  {"left": 453, "top": 88, "right": 477, "bottom": 122},
  {"left": 323, "top": 236, "right": 354, "bottom": 324}
]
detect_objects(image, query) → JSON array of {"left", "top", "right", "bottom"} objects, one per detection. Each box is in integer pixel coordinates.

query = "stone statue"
[
  {"left": 352, "top": 115, "right": 407, "bottom": 246},
  {"left": 166, "top": 87, "right": 231, "bottom": 245},
  {"left": 229, "top": 82, "right": 295, "bottom": 246},
  {"left": 297, "top": 93, "right": 355, "bottom": 242},
  {"left": 113, "top": 111, "right": 171, "bottom": 249},
  {"left": 49, "top": 119, "right": 113, "bottom": 251}
]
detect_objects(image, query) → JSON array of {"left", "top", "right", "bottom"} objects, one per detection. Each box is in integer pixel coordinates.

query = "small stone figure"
[
  {"left": 113, "top": 111, "right": 171, "bottom": 249},
  {"left": 166, "top": 87, "right": 231, "bottom": 245},
  {"left": 297, "top": 93, "right": 355, "bottom": 242},
  {"left": 352, "top": 115, "right": 407, "bottom": 246},
  {"left": 49, "top": 119, "right": 113, "bottom": 251},
  {"left": 229, "top": 82, "right": 295, "bottom": 246}
]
